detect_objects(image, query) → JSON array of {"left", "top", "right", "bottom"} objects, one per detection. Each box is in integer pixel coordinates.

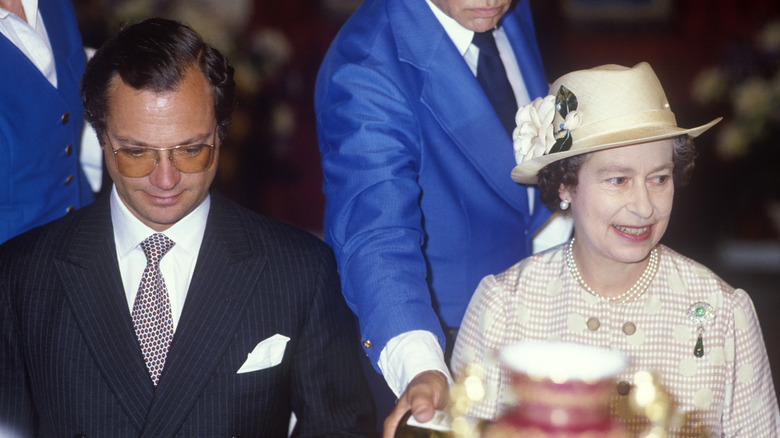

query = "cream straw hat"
[{"left": 510, "top": 62, "right": 721, "bottom": 184}]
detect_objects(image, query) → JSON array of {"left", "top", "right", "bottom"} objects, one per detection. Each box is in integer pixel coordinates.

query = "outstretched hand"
[{"left": 382, "top": 370, "right": 450, "bottom": 438}]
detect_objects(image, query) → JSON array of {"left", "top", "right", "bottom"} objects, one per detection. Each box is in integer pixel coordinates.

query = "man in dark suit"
[
  {"left": 315, "top": 0, "right": 571, "bottom": 434},
  {"left": 0, "top": 18, "right": 372, "bottom": 437}
]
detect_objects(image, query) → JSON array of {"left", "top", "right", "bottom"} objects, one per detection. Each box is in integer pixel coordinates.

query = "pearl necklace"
[{"left": 566, "top": 238, "right": 659, "bottom": 303}]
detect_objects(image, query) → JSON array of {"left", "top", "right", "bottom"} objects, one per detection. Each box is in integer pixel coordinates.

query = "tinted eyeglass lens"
[
  {"left": 171, "top": 145, "right": 214, "bottom": 172},
  {"left": 116, "top": 148, "right": 157, "bottom": 177},
  {"left": 115, "top": 145, "right": 214, "bottom": 177}
]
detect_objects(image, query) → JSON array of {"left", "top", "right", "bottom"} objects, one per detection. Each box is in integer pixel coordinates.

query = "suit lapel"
[
  {"left": 55, "top": 198, "right": 153, "bottom": 433},
  {"left": 392, "top": 0, "right": 531, "bottom": 214},
  {"left": 141, "top": 198, "right": 267, "bottom": 436},
  {"left": 39, "top": 0, "right": 68, "bottom": 84},
  {"left": 422, "top": 56, "right": 531, "bottom": 212}
]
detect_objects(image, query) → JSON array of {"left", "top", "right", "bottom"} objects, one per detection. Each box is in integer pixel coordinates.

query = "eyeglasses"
[{"left": 106, "top": 126, "right": 218, "bottom": 178}]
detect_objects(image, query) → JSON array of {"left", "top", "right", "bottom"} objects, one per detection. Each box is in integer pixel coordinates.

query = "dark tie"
[
  {"left": 132, "top": 233, "right": 175, "bottom": 387},
  {"left": 472, "top": 30, "right": 518, "bottom": 137}
]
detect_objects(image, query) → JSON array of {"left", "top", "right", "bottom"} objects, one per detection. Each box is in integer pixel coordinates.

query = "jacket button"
[
  {"left": 65, "top": 175, "right": 74, "bottom": 186},
  {"left": 362, "top": 340, "right": 372, "bottom": 348},
  {"left": 66, "top": 206, "right": 76, "bottom": 214},
  {"left": 622, "top": 322, "right": 637, "bottom": 336},
  {"left": 586, "top": 317, "right": 600, "bottom": 331},
  {"left": 65, "top": 143, "right": 73, "bottom": 156},
  {"left": 61, "top": 112, "right": 70, "bottom": 124}
]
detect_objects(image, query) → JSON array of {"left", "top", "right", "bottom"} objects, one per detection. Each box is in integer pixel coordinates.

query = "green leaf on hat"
[
  {"left": 555, "top": 85, "right": 577, "bottom": 119},
  {"left": 550, "top": 130, "right": 572, "bottom": 154}
]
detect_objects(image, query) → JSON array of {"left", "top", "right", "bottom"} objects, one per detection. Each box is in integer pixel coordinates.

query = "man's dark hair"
[{"left": 81, "top": 18, "right": 236, "bottom": 143}]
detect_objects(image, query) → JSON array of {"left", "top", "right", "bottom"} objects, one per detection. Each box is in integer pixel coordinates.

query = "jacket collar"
[{"left": 388, "top": 0, "right": 537, "bottom": 214}]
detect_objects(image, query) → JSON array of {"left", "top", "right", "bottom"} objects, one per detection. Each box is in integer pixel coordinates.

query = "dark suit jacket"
[
  {"left": 0, "top": 193, "right": 373, "bottom": 437},
  {"left": 315, "top": 0, "right": 552, "bottom": 365}
]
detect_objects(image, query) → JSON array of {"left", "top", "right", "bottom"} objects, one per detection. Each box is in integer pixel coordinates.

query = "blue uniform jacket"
[
  {"left": 0, "top": 0, "right": 94, "bottom": 244},
  {"left": 315, "top": 0, "right": 552, "bottom": 368}
]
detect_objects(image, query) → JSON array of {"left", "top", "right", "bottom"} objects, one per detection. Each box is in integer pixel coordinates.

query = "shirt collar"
[
  {"left": 0, "top": 0, "right": 39, "bottom": 24},
  {"left": 425, "top": 0, "right": 478, "bottom": 56},
  {"left": 110, "top": 185, "right": 210, "bottom": 259}
]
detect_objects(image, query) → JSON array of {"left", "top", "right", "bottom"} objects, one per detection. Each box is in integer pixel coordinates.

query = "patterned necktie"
[
  {"left": 132, "top": 233, "right": 175, "bottom": 387},
  {"left": 472, "top": 30, "right": 518, "bottom": 137}
]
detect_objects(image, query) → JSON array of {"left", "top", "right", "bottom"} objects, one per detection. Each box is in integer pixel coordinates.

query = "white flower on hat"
[
  {"left": 512, "top": 85, "right": 582, "bottom": 166},
  {"left": 512, "top": 95, "right": 556, "bottom": 164}
]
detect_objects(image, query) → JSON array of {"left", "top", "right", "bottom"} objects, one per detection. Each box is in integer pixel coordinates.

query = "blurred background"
[{"left": 73, "top": 0, "right": 779, "bottom": 386}]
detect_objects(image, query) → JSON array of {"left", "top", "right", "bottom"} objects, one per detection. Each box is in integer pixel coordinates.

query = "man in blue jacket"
[
  {"left": 315, "top": 0, "right": 570, "bottom": 434},
  {"left": 0, "top": 0, "right": 94, "bottom": 244}
]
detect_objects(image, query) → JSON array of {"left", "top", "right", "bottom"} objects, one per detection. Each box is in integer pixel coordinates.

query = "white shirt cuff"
[{"left": 377, "top": 330, "right": 453, "bottom": 397}]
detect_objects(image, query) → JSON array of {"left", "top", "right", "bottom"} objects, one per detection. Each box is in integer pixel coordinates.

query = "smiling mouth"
[{"left": 614, "top": 225, "right": 651, "bottom": 235}]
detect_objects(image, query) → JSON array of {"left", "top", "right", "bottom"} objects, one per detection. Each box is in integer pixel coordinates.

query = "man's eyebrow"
[{"left": 111, "top": 133, "right": 212, "bottom": 148}]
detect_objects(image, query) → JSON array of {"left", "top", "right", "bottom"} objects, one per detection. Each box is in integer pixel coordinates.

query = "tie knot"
[
  {"left": 472, "top": 30, "right": 499, "bottom": 57},
  {"left": 140, "top": 233, "right": 175, "bottom": 265}
]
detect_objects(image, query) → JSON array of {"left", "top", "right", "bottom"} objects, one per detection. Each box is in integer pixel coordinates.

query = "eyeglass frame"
[{"left": 104, "top": 125, "right": 218, "bottom": 178}]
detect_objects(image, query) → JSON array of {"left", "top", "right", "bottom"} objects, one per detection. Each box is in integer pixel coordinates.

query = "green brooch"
[{"left": 687, "top": 302, "right": 714, "bottom": 358}]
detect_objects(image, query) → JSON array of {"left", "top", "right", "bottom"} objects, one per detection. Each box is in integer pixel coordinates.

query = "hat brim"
[{"left": 510, "top": 117, "right": 722, "bottom": 184}]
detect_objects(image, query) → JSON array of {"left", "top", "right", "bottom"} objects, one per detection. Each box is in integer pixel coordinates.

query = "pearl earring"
[{"left": 559, "top": 199, "right": 570, "bottom": 210}]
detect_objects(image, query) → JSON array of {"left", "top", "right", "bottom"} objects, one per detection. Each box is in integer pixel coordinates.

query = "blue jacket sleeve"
[{"left": 315, "top": 45, "right": 446, "bottom": 370}]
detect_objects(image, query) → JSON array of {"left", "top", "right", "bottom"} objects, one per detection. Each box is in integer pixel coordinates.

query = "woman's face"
[{"left": 561, "top": 139, "right": 675, "bottom": 267}]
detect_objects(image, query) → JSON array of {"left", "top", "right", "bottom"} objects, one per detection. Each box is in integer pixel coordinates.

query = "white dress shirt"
[
  {"left": 110, "top": 186, "right": 210, "bottom": 332},
  {"left": 378, "top": 0, "right": 572, "bottom": 397}
]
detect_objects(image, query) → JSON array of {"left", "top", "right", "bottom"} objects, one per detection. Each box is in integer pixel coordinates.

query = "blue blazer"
[
  {"left": 0, "top": 194, "right": 372, "bottom": 437},
  {"left": 315, "top": 0, "right": 552, "bottom": 366},
  {"left": 0, "top": 0, "right": 94, "bottom": 244}
]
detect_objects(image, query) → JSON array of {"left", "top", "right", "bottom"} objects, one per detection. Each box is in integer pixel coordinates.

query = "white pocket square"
[{"left": 237, "top": 334, "right": 290, "bottom": 374}]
